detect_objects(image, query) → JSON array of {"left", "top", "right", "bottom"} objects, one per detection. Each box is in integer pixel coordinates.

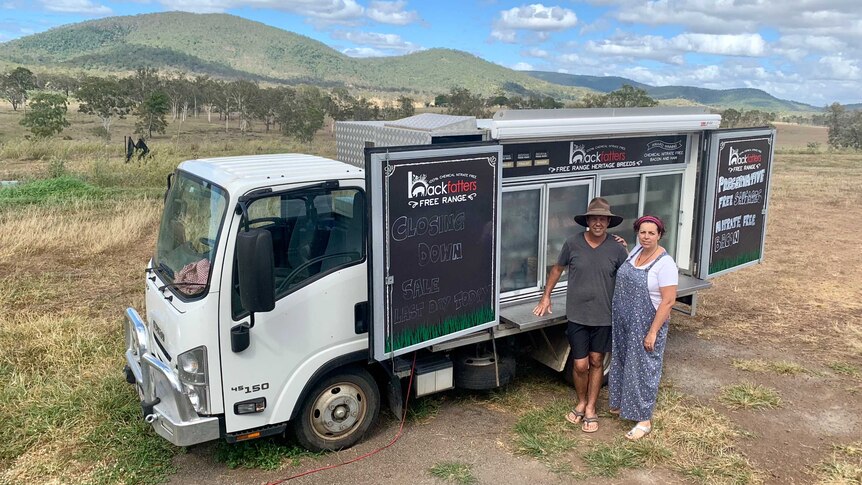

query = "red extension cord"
[{"left": 266, "top": 353, "right": 417, "bottom": 484}]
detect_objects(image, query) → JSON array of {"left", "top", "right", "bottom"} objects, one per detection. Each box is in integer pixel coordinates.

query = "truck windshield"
[{"left": 155, "top": 172, "right": 228, "bottom": 296}]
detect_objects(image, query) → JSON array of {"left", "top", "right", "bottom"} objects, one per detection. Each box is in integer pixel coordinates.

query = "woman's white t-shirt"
[{"left": 626, "top": 244, "right": 679, "bottom": 310}]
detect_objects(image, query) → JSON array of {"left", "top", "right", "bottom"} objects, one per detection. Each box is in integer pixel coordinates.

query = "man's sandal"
[
  {"left": 565, "top": 409, "right": 585, "bottom": 425},
  {"left": 581, "top": 416, "right": 599, "bottom": 433},
  {"left": 625, "top": 424, "right": 651, "bottom": 441}
]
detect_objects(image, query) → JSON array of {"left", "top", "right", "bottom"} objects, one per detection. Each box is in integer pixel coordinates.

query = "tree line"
[
  {"left": 1, "top": 67, "right": 419, "bottom": 141},
  {"left": 13, "top": 65, "right": 808, "bottom": 146}
]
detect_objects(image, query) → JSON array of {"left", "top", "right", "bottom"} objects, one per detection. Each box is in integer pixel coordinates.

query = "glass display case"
[
  {"left": 546, "top": 183, "right": 591, "bottom": 279},
  {"left": 645, "top": 173, "right": 682, "bottom": 259},
  {"left": 500, "top": 188, "right": 541, "bottom": 294}
]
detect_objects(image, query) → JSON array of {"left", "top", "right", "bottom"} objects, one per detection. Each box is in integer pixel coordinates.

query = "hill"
[
  {"left": 0, "top": 12, "right": 589, "bottom": 100},
  {"left": 525, "top": 71, "right": 818, "bottom": 112}
]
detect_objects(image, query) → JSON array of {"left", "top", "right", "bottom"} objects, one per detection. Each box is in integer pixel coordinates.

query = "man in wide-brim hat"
[{"left": 533, "top": 197, "right": 627, "bottom": 434}]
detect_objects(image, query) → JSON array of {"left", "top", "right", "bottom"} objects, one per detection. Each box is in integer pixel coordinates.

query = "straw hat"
[{"left": 574, "top": 197, "right": 623, "bottom": 228}]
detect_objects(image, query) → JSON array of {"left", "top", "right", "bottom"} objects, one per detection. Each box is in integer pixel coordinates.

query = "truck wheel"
[
  {"left": 293, "top": 367, "right": 380, "bottom": 452},
  {"left": 453, "top": 351, "right": 516, "bottom": 390},
  {"left": 563, "top": 350, "right": 612, "bottom": 386}
]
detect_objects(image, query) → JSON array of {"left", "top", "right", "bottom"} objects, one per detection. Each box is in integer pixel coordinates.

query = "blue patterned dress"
[{"left": 608, "top": 249, "right": 670, "bottom": 422}]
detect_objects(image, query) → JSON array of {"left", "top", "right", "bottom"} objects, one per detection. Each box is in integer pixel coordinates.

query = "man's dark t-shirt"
[{"left": 557, "top": 233, "right": 628, "bottom": 326}]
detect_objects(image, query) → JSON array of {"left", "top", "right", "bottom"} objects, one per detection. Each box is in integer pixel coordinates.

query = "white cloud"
[
  {"left": 342, "top": 46, "right": 387, "bottom": 57},
  {"left": 489, "top": 29, "right": 516, "bottom": 43},
  {"left": 582, "top": 32, "right": 765, "bottom": 66},
  {"left": 366, "top": 0, "right": 418, "bottom": 25},
  {"left": 40, "top": 0, "right": 111, "bottom": 14},
  {"left": 491, "top": 3, "right": 576, "bottom": 44},
  {"left": 512, "top": 61, "right": 533, "bottom": 70},
  {"left": 497, "top": 4, "right": 577, "bottom": 31},
  {"left": 523, "top": 48, "right": 548, "bottom": 58},
  {"left": 331, "top": 30, "right": 421, "bottom": 54},
  {"left": 817, "top": 55, "right": 861, "bottom": 80},
  {"left": 157, "top": 0, "right": 363, "bottom": 22},
  {"left": 670, "top": 33, "right": 766, "bottom": 57}
]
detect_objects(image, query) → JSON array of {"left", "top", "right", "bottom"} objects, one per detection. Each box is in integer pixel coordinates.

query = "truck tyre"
[
  {"left": 453, "top": 351, "right": 516, "bottom": 390},
  {"left": 563, "top": 349, "right": 612, "bottom": 386},
  {"left": 293, "top": 367, "right": 380, "bottom": 452}
]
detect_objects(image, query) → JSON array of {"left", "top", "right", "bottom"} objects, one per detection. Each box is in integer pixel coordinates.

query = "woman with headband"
[{"left": 608, "top": 215, "right": 678, "bottom": 440}]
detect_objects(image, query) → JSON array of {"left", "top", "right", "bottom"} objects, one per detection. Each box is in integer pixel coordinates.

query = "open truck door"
[
  {"left": 365, "top": 143, "right": 503, "bottom": 362},
  {"left": 697, "top": 127, "right": 776, "bottom": 279}
]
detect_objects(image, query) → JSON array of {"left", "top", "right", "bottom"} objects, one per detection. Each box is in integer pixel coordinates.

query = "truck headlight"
[{"left": 177, "top": 346, "right": 209, "bottom": 414}]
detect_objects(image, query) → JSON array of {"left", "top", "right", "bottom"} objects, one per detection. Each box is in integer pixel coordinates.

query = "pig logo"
[
  {"left": 570, "top": 143, "right": 586, "bottom": 165},
  {"left": 408, "top": 171, "right": 428, "bottom": 198}
]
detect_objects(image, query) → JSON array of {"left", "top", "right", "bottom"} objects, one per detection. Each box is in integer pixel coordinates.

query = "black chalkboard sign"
[
  {"left": 700, "top": 129, "right": 774, "bottom": 278},
  {"left": 367, "top": 144, "right": 501, "bottom": 361},
  {"left": 501, "top": 135, "right": 687, "bottom": 178}
]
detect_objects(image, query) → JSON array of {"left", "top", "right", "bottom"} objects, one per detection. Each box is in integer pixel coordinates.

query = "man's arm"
[{"left": 532, "top": 264, "right": 565, "bottom": 316}]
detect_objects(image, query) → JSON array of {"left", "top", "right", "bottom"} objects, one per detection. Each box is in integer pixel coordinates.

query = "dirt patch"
[
  {"left": 165, "top": 327, "right": 862, "bottom": 484},
  {"left": 773, "top": 122, "right": 828, "bottom": 149}
]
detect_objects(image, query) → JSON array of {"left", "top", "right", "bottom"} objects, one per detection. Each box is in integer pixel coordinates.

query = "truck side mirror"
[{"left": 236, "top": 229, "right": 276, "bottom": 313}]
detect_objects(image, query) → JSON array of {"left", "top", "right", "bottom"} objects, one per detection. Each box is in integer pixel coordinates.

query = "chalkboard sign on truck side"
[
  {"left": 366, "top": 144, "right": 502, "bottom": 361},
  {"left": 699, "top": 128, "right": 775, "bottom": 279}
]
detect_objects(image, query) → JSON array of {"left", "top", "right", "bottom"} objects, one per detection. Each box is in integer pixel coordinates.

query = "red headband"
[{"left": 634, "top": 215, "right": 665, "bottom": 235}]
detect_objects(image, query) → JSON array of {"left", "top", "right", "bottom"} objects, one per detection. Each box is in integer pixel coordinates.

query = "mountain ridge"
[{"left": 0, "top": 11, "right": 821, "bottom": 111}]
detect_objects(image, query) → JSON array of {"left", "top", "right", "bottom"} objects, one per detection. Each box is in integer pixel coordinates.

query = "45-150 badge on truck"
[{"left": 231, "top": 382, "right": 269, "bottom": 393}]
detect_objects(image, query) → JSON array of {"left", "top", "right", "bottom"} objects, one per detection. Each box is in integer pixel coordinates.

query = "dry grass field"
[{"left": 1, "top": 108, "right": 860, "bottom": 484}]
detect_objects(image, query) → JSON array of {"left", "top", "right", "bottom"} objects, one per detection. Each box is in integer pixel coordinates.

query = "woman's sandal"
[
  {"left": 608, "top": 408, "right": 621, "bottom": 416},
  {"left": 625, "top": 424, "right": 652, "bottom": 441},
  {"left": 581, "top": 416, "right": 599, "bottom": 433},
  {"left": 565, "top": 409, "right": 585, "bottom": 425}
]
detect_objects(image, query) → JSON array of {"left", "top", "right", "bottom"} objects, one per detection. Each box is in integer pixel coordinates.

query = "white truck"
[{"left": 124, "top": 107, "right": 775, "bottom": 451}]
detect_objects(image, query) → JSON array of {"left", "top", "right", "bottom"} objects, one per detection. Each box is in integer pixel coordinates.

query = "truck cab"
[{"left": 125, "top": 154, "right": 378, "bottom": 450}]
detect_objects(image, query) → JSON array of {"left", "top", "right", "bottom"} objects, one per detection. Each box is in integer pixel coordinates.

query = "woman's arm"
[{"left": 644, "top": 284, "right": 677, "bottom": 352}]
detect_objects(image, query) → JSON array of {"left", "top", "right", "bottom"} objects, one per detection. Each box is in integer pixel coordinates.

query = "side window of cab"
[{"left": 232, "top": 188, "right": 366, "bottom": 319}]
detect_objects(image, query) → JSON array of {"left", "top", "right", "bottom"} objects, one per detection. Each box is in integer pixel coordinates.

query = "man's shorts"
[{"left": 566, "top": 321, "right": 612, "bottom": 359}]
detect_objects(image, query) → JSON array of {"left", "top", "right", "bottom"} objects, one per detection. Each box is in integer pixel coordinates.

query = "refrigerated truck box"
[{"left": 338, "top": 107, "right": 776, "bottom": 331}]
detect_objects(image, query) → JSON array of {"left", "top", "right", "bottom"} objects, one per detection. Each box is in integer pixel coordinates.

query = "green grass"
[
  {"left": 813, "top": 441, "right": 862, "bottom": 484},
  {"left": 215, "top": 439, "right": 318, "bottom": 470},
  {"left": 0, "top": 176, "right": 106, "bottom": 204},
  {"left": 827, "top": 361, "right": 861, "bottom": 377},
  {"left": 732, "top": 359, "right": 809, "bottom": 375},
  {"left": 719, "top": 383, "right": 782, "bottom": 410},
  {"left": 512, "top": 400, "right": 577, "bottom": 459},
  {"left": 408, "top": 395, "right": 445, "bottom": 423},
  {"left": 428, "top": 461, "right": 477, "bottom": 485},
  {"left": 581, "top": 441, "right": 645, "bottom": 477}
]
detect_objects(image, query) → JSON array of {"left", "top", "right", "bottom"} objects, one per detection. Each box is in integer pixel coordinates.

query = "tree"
[
  {"left": 123, "top": 67, "right": 162, "bottom": 104},
  {"left": 76, "top": 76, "right": 131, "bottom": 140},
  {"left": 326, "top": 87, "right": 356, "bottom": 120},
  {"left": 825, "top": 103, "right": 862, "bottom": 150},
  {"left": 1, "top": 67, "right": 37, "bottom": 111},
  {"left": 396, "top": 96, "right": 415, "bottom": 118},
  {"left": 40, "top": 72, "right": 80, "bottom": 97},
  {"left": 446, "top": 87, "right": 489, "bottom": 117},
  {"left": 577, "top": 85, "right": 658, "bottom": 108},
  {"left": 135, "top": 91, "right": 170, "bottom": 138},
  {"left": 251, "top": 87, "right": 286, "bottom": 133},
  {"left": 227, "top": 80, "right": 259, "bottom": 132},
  {"left": 278, "top": 85, "right": 326, "bottom": 143},
  {"left": 721, "top": 108, "right": 741, "bottom": 128},
  {"left": 20, "top": 92, "right": 69, "bottom": 138}
]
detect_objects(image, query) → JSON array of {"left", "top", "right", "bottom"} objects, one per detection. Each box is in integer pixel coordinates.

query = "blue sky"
[{"left": 1, "top": 1, "right": 860, "bottom": 106}]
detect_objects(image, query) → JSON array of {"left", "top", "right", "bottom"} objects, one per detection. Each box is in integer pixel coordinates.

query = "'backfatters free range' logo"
[{"left": 407, "top": 171, "right": 478, "bottom": 208}]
